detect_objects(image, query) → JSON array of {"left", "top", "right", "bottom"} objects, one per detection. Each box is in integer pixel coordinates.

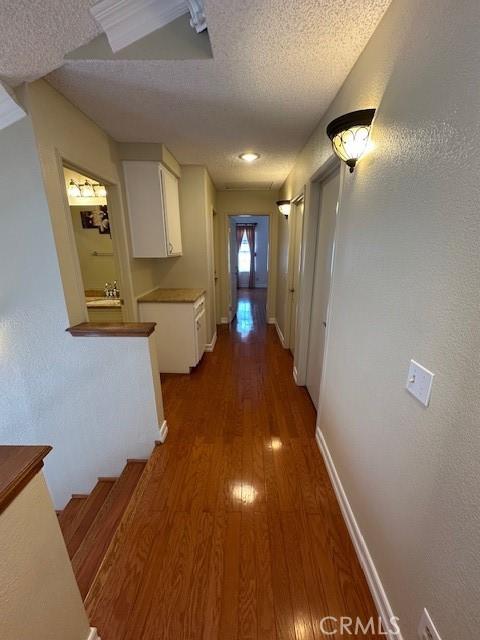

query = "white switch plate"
[
  {"left": 406, "top": 360, "right": 434, "bottom": 407},
  {"left": 418, "top": 608, "right": 442, "bottom": 640}
]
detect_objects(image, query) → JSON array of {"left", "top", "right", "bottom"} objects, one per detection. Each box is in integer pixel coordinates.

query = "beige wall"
[
  {"left": 277, "top": 0, "right": 480, "bottom": 638},
  {"left": 70, "top": 205, "right": 117, "bottom": 290},
  {"left": 215, "top": 190, "right": 279, "bottom": 321},
  {"left": 0, "top": 473, "right": 90, "bottom": 640},
  {"left": 24, "top": 79, "right": 165, "bottom": 323}
]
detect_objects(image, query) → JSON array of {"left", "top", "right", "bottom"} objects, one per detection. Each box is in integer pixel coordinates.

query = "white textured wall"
[
  {"left": 0, "top": 473, "right": 90, "bottom": 640},
  {"left": 0, "top": 116, "right": 162, "bottom": 507},
  {"left": 279, "top": 0, "right": 480, "bottom": 638}
]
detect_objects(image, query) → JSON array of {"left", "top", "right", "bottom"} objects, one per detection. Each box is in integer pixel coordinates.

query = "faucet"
[{"left": 104, "top": 281, "right": 120, "bottom": 298}]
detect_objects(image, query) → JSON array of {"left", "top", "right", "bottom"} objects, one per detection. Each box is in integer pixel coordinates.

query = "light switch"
[{"left": 406, "top": 359, "right": 434, "bottom": 407}]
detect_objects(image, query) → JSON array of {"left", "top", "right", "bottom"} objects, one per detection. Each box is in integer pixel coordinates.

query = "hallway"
[{"left": 85, "top": 289, "right": 378, "bottom": 639}]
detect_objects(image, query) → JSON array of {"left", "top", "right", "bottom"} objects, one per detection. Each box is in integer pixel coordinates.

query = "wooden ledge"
[
  {"left": 66, "top": 322, "right": 156, "bottom": 338},
  {"left": 0, "top": 445, "right": 52, "bottom": 516}
]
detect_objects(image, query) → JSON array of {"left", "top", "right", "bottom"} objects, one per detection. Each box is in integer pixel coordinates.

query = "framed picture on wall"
[
  {"left": 80, "top": 210, "right": 96, "bottom": 229},
  {"left": 98, "top": 205, "right": 110, "bottom": 236}
]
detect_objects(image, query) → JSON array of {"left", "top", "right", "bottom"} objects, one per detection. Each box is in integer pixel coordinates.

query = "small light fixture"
[
  {"left": 326, "top": 108, "right": 375, "bottom": 173},
  {"left": 79, "top": 180, "right": 95, "bottom": 197},
  {"left": 93, "top": 183, "right": 107, "bottom": 198},
  {"left": 239, "top": 152, "right": 260, "bottom": 162},
  {"left": 67, "top": 179, "right": 81, "bottom": 198},
  {"left": 276, "top": 199, "right": 291, "bottom": 218}
]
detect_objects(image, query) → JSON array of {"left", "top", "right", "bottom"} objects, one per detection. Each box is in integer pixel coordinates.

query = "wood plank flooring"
[{"left": 86, "top": 289, "right": 380, "bottom": 639}]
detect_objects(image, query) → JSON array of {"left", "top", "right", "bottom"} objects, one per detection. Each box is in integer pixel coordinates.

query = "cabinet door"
[
  {"left": 123, "top": 161, "right": 168, "bottom": 258},
  {"left": 160, "top": 167, "right": 182, "bottom": 256},
  {"left": 195, "top": 308, "right": 207, "bottom": 364}
]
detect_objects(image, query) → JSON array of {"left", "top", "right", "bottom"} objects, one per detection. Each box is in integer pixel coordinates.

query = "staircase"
[{"left": 57, "top": 459, "right": 147, "bottom": 599}]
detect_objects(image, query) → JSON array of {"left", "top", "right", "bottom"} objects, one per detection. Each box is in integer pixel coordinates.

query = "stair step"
[
  {"left": 65, "top": 479, "right": 116, "bottom": 558},
  {"left": 71, "top": 460, "right": 147, "bottom": 599},
  {"left": 58, "top": 496, "right": 87, "bottom": 539}
]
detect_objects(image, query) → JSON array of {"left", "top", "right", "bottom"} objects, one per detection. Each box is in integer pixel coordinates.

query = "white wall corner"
[
  {"left": 158, "top": 419, "right": 168, "bottom": 443},
  {"left": 91, "top": 0, "right": 188, "bottom": 52},
  {"left": 274, "top": 319, "right": 287, "bottom": 349},
  {"left": 0, "top": 82, "right": 26, "bottom": 131},
  {"left": 205, "top": 330, "right": 217, "bottom": 352},
  {"left": 87, "top": 628, "right": 101, "bottom": 640},
  {"left": 315, "top": 427, "right": 404, "bottom": 640}
]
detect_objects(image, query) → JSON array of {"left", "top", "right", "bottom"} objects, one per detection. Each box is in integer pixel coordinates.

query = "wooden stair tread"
[
  {"left": 65, "top": 479, "right": 116, "bottom": 558},
  {"left": 71, "top": 461, "right": 147, "bottom": 599},
  {"left": 58, "top": 496, "right": 87, "bottom": 539}
]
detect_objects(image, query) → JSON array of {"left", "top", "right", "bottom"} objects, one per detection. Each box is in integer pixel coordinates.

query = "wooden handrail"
[
  {"left": 66, "top": 322, "right": 156, "bottom": 337},
  {"left": 0, "top": 445, "right": 52, "bottom": 515}
]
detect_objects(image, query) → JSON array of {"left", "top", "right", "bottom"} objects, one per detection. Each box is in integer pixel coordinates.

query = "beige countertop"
[
  {"left": 137, "top": 288, "right": 205, "bottom": 304},
  {"left": 86, "top": 296, "right": 123, "bottom": 308}
]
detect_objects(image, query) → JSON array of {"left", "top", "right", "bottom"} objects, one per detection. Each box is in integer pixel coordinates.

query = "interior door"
[
  {"left": 306, "top": 168, "right": 340, "bottom": 408},
  {"left": 288, "top": 200, "right": 304, "bottom": 354},
  {"left": 228, "top": 219, "right": 238, "bottom": 322}
]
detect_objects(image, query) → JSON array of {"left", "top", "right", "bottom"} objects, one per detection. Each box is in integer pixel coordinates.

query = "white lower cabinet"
[{"left": 139, "top": 296, "right": 206, "bottom": 373}]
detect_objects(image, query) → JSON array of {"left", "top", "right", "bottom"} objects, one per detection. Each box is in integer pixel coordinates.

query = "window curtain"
[
  {"left": 244, "top": 224, "right": 256, "bottom": 288},
  {"left": 235, "top": 225, "right": 245, "bottom": 288}
]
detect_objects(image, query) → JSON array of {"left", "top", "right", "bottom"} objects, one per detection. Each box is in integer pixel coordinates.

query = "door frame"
[
  {"left": 225, "top": 213, "right": 272, "bottom": 322},
  {"left": 293, "top": 154, "right": 342, "bottom": 388},
  {"left": 284, "top": 194, "right": 304, "bottom": 353},
  {"left": 57, "top": 153, "right": 136, "bottom": 323}
]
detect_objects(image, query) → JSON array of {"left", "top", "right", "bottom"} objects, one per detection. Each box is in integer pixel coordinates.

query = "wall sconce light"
[
  {"left": 79, "top": 180, "right": 95, "bottom": 197},
  {"left": 276, "top": 199, "right": 291, "bottom": 218},
  {"left": 67, "top": 179, "right": 81, "bottom": 198},
  {"left": 326, "top": 108, "right": 375, "bottom": 173},
  {"left": 93, "top": 183, "right": 107, "bottom": 197}
]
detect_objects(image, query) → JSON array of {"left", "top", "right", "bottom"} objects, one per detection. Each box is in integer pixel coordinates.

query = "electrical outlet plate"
[
  {"left": 418, "top": 608, "right": 442, "bottom": 640},
  {"left": 406, "top": 359, "right": 435, "bottom": 407}
]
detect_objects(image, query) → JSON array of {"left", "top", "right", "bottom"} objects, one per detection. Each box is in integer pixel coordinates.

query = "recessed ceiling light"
[{"left": 239, "top": 152, "right": 260, "bottom": 162}]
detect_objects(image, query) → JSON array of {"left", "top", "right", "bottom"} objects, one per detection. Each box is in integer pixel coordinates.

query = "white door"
[
  {"left": 161, "top": 167, "right": 182, "bottom": 256},
  {"left": 228, "top": 219, "right": 238, "bottom": 322},
  {"left": 306, "top": 169, "right": 340, "bottom": 408},
  {"left": 288, "top": 200, "right": 304, "bottom": 354}
]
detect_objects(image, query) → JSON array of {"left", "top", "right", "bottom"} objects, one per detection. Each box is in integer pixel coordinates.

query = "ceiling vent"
[
  {"left": 0, "top": 82, "right": 26, "bottom": 131},
  {"left": 91, "top": 0, "right": 207, "bottom": 53},
  {"left": 223, "top": 182, "right": 274, "bottom": 191}
]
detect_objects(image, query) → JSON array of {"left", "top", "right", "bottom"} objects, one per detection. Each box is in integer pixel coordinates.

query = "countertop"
[
  {"left": 86, "top": 296, "right": 123, "bottom": 309},
  {"left": 137, "top": 287, "right": 205, "bottom": 304}
]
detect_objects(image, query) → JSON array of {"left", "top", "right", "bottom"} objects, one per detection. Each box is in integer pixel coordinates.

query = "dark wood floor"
[{"left": 85, "top": 289, "right": 379, "bottom": 639}]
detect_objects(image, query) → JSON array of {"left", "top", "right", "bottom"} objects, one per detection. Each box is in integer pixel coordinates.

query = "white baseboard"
[
  {"left": 87, "top": 629, "right": 100, "bottom": 640},
  {"left": 205, "top": 331, "right": 217, "bottom": 352},
  {"left": 293, "top": 366, "right": 298, "bottom": 385},
  {"left": 268, "top": 317, "right": 276, "bottom": 324},
  {"left": 158, "top": 420, "right": 168, "bottom": 443},
  {"left": 315, "top": 427, "right": 403, "bottom": 640},
  {"left": 273, "top": 319, "right": 287, "bottom": 349},
  {"left": 220, "top": 316, "right": 229, "bottom": 324}
]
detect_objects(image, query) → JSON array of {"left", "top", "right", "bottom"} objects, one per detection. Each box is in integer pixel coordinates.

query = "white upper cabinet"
[{"left": 123, "top": 161, "right": 182, "bottom": 258}]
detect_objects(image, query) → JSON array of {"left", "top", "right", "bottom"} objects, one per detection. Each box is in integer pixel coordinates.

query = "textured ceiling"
[{"left": 1, "top": 0, "right": 391, "bottom": 188}]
